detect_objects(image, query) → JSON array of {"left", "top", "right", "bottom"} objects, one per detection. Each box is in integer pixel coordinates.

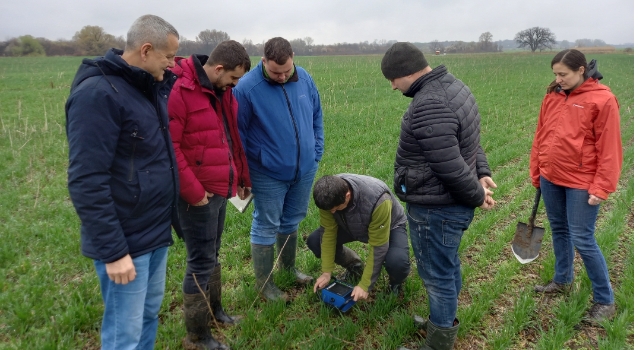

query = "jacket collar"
[
  {"left": 404, "top": 65, "right": 448, "bottom": 98},
  {"left": 259, "top": 60, "right": 299, "bottom": 84},
  {"left": 191, "top": 54, "right": 215, "bottom": 91},
  {"left": 555, "top": 78, "right": 608, "bottom": 97}
]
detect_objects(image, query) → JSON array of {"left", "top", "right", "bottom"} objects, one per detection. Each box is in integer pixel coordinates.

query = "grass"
[{"left": 0, "top": 52, "right": 634, "bottom": 349}]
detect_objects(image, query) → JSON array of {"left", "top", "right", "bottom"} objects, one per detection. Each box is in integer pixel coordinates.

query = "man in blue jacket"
[
  {"left": 234, "top": 37, "right": 324, "bottom": 302},
  {"left": 66, "top": 14, "right": 180, "bottom": 350}
]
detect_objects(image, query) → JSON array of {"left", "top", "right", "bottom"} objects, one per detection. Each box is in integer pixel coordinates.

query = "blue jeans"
[
  {"left": 249, "top": 162, "right": 318, "bottom": 245},
  {"left": 407, "top": 203, "right": 475, "bottom": 328},
  {"left": 94, "top": 247, "right": 168, "bottom": 350},
  {"left": 178, "top": 196, "right": 226, "bottom": 294},
  {"left": 540, "top": 176, "right": 613, "bottom": 304}
]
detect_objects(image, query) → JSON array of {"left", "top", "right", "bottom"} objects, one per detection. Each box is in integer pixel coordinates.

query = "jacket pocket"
[
  {"left": 394, "top": 166, "right": 408, "bottom": 195},
  {"left": 129, "top": 170, "right": 150, "bottom": 218}
]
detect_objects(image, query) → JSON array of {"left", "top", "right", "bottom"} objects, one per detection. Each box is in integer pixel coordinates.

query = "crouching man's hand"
[
  {"left": 314, "top": 272, "right": 332, "bottom": 293},
  {"left": 351, "top": 286, "right": 369, "bottom": 301}
]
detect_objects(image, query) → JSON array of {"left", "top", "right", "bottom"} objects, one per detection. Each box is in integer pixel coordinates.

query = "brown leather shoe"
[
  {"left": 586, "top": 303, "right": 616, "bottom": 322},
  {"left": 534, "top": 281, "right": 571, "bottom": 293}
]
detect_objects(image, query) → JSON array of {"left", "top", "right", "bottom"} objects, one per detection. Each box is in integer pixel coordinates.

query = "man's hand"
[
  {"left": 314, "top": 272, "right": 332, "bottom": 293},
  {"left": 480, "top": 187, "right": 496, "bottom": 210},
  {"left": 106, "top": 254, "right": 136, "bottom": 285},
  {"left": 237, "top": 186, "right": 252, "bottom": 200},
  {"left": 193, "top": 191, "right": 213, "bottom": 206},
  {"left": 588, "top": 194, "right": 604, "bottom": 206},
  {"left": 479, "top": 177, "right": 497, "bottom": 190},
  {"left": 351, "top": 286, "right": 369, "bottom": 301},
  {"left": 479, "top": 177, "right": 497, "bottom": 210}
]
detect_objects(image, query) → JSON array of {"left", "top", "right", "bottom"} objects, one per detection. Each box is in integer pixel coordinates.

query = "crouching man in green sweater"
[{"left": 308, "top": 174, "right": 410, "bottom": 300}]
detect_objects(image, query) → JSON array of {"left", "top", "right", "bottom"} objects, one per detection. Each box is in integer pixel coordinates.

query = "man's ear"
[
  {"left": 140, "top": 43, "right": 153, "bottom": 61},
  {"left": 214, "top": 64, "right": 225, "bottom": 75}
]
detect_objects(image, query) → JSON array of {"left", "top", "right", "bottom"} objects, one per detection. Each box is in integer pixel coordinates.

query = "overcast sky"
[{"left": 0, "top": 0, "right": 634, "bottom": 45}]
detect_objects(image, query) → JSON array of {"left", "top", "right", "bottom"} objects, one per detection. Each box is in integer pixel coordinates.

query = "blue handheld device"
[{"left": 321, "top": 279, "right": 356, "bottom": 312}]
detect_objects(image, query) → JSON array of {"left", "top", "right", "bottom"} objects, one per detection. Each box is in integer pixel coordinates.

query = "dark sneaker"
[
  {"left": 534, "top": 281, "right": 571, "bottom": 293},
  {"left": 586, "top": 303, "right": 616, "bottom": 322},
  {"left": 389, "top": 283, "right": 404, "bottom": 298},
  {"left": 337, "top": 264, "right": 363, "bottom": 285}
]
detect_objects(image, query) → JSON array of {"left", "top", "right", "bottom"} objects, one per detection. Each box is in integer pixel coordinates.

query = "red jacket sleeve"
[
  {"left": 529, "top": 97, "right": 547, "bottom": 189},
  {"left": 589, "top": 95, "right": 622, "bottom": 199}
]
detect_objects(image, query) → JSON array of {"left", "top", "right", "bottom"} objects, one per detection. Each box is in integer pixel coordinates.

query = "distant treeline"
[{"left": 0, "top": 25, "right": 630, "bottom": 58}]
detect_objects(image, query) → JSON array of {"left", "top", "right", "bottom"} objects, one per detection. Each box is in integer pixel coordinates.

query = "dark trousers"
[
  {"left": 178, "top": 196, "right": 226, "bottom": 294},
  {"left": 306, "top": 224, "right": 411, "bottom": 285}
]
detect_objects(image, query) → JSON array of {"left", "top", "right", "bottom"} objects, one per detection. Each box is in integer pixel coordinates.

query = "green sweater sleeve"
[
  {"left": 319, "top": 209, "right": 339, "bottom": 273},
  {"left": 358, "top": 199, "right": 391, "bottom": 291}
]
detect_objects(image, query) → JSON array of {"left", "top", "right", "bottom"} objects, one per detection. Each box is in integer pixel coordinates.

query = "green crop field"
[{"left": 0, "top": 52, "right": 633, "bottom": 349}]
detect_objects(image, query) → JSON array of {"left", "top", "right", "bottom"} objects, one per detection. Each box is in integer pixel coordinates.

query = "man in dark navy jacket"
[{"left": 66, "top": 14, "right": 180, "bottom": 350}]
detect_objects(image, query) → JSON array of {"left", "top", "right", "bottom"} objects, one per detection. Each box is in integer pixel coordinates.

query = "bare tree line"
[{"left": 0, "top": 25, "right": 612, "bottom": 57}]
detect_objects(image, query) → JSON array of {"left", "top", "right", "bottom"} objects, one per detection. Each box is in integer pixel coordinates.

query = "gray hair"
[{"left": 125, "top": 14, "right": 179, "bottom": 51}]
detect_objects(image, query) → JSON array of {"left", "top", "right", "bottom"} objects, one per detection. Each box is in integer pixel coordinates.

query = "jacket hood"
[
  {"left": 70, "top": 48, "right": 168, "bottom": 94},
  {"left": 172, "top": 54, "right": 235, "bottom": 103}
]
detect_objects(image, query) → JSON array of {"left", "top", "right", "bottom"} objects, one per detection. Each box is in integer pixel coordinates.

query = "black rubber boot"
[
  {"left": 208, "top": 265, "right": 241, "bottom": 327},
  {"left": 334, "top": 246, "right": 363, "bottom": 284},
  {"left": 276, "top": 232, "right": 313, "bottom": 285},
  {"left": 418, "top": 317, "right": 459, "bottom": 350},
  {"left": 251, "top": 243, "right": 288, "bottom": 302},
  {"left": 182, "top": 292, "right": 229, "bottom": 350}
]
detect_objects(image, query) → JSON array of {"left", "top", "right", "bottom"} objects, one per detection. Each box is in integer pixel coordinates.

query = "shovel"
[{"left": 511, "top": 188, "right": 545, "bottom": 264}]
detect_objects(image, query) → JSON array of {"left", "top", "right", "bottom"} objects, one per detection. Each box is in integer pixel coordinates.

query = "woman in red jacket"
[{"left": 530, "top": 49, "right": 622, "bottom": 322}]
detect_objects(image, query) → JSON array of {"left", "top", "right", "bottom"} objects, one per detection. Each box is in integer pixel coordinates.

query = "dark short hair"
[
  {"left": 263, "top": 37, "right": 293, "bottom": 65},
  {"left": 313, "top": 175, "right": 349, "bottom": 210},
  {"left": 206, "top": 40, "right": 251, "bottom": 72}
]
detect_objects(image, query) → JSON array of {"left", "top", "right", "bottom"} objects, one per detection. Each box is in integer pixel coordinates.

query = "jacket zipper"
[
  {"left": 129, "top": 129, "right": 144, "bottom": 181},
  {"left": 280, "top": 85, "right": 301, "bottom": 181},
  {"left": 211, "top": 93, "right": 235, "bottom": 198}
]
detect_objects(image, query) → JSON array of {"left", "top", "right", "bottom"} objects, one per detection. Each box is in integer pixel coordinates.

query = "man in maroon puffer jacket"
[{"left": 168, "top": 40, "right": 251, "bottom": 350}]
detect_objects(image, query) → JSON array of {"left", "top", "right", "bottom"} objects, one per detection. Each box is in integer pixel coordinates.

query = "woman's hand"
[{"left": 588, "top": 194, "right": 604, "bottom": 206}]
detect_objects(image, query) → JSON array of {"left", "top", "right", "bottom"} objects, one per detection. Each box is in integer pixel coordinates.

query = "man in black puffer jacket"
[{"left": 381, "top": 42, "right": 496, "bottom": 350}]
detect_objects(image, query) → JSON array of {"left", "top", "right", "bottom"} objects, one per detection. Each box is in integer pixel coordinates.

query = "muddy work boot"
[
  {"left": 419, "top": 317, "right": 460, "bottom": 350},
  {"left": 334, "top": 246, "right": 364, "bottom": 284},
  {"left": 534, "top": 281, "right": 571, "bottom": 294},
  {"left": 585, "top": 303, "right": 616, "bottom": 322},
  {"left": 182, "top": 292, "right": 229, "bottom": 350},
  {"left": 252, "top": 243, "right": 288, "bottom": 302},
  {"left": 208, "top": 265, "right": 241, "bottom": 327},
  {"left": 276, "top": 232, "right": 314, "bottom": 285}
]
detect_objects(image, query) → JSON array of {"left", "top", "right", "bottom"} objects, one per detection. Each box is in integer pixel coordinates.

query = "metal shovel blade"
[
  {"left": 511, "top": 222, "right": 545, "bottom": 264},
  {"left": 511, "top": 188, "right": 545, "bottom": 264}
]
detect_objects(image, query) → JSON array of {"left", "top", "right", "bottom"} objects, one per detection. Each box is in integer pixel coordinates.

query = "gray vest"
[{"left": 333, "top": 174, "right": 407, "bottom": 242}]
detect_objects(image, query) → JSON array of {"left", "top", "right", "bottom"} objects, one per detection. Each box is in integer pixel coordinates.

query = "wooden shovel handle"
[{"left": 528, "top": 188, "right": 542, "bottom": 227}]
